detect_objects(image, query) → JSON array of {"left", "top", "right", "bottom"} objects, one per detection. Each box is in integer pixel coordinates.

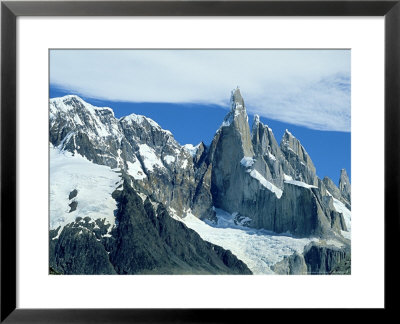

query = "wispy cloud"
[{"left": 50, "top": 49, "right": 350, "bottom": 132}]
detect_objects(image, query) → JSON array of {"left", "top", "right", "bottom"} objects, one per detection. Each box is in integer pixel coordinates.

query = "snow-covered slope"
[
  {"left": 50, "top": 95, "right": 199, "bottom": 218},
  {"left": 179, "top": 209, "right": 317, "bottom": 274},
  {"left": 50, "top": 146, "right": 122, "bottom": 238}
]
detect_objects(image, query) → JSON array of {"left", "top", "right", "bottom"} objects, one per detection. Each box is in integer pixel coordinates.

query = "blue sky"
[{"left": 50, "top": 49, "right": 351, "bottom": 185}]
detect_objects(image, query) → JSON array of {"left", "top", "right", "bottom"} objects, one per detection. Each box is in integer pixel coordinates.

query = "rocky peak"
[
  {"left": 280, "top": 129, "right": 317, "bottom": 185},
  {"left": 251, "top": 115, "right": 280, "bottom": 159},
  {"left": 218, "top": 87, "right": 254, "bottom": 158},
  {"left": 339, "top": 168, "right": 351, "bottom": 203},
  {"left": 51, "top": 95, "right": 115, "bottom": 118},
  {"left": 119, "top": 113, "right": 179, "bottom": 151},
  {"left": 253, "top": 113, "right": 260, "bottom": 124},
  {"left": 230, "top": 86, "right": 246, "bottom": 111}
]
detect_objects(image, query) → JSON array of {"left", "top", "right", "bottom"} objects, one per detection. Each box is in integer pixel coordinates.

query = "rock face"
[
  {"left": 339, "top": 169, "right": 351, "bottom": 204},
  {"left": 323, "top": 170, "right": 351, "bottom": 210},
  {"left": 49, "top": 223, "right": 116, "bottom": 275},
  {"left": 50, "top": 179, "right": 252, "bottom": 275},
  {"left": 271, "top": 242, "right": 350, "bottom": 275},
  {"left": 329, "top": 253, "right": 351, "bottom": 275},
  {"left": 303, "top": 242, "right": 350, "bottom": 275},
  {"left": 271, "top": 252, "right": 308, "bottom": 275}
]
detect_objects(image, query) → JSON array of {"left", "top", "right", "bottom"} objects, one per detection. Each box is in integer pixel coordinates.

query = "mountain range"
[{"left": 49, "top": 88, "right": 351, "bottom": 275}]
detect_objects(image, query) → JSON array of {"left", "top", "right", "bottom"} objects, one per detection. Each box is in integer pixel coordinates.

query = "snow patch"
[
  {"left": 168, "top": 207, "right": 182, "bottom": 221},
  {"left": 181, "top": 159, "right": 188, "bottom": 169},
  {"left": 240, "top": 156, "right": 255, "bottom": 168},
  {"left": 138, "top": 144, "right": 165, "bottom": 172},
  {"left": 267, "top": 152, "right": 276, "bottom": 161},
  {"left": 341, "top": 230, "right": 351, "bottom": 240},
  {"left": 283, "top": 174, "right": 293, "bottom": 181},
  {"left": 136, "top": 192, "right": 148, "bottom": 202},
  {"left": 221, "top": 120, "right": 232, "bottom": 127},
  {"left": 284, "top": 179, "right": 317, "bottom": 189},
  {"left": 249, "top": 170, "right": 283, "bottom": 198},
  {"left": 163, "top": 155, "right": 176, "bottom": 164},
  {"left": 285, "top": 129, "right": 293, "bottom": 136},
  {"left": 183, "top": 144, "right": 199, "bottom": 157},
  {"left": 127, "top": 159, "right": 147, "bottom": 180}
]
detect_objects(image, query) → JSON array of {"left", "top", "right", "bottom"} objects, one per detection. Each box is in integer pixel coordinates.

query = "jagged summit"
[
  {"left": 216, "top": 87, "right": 254, "bottom": 158},
  {"left": 253, "top": 114, "right": 260, "bottom": 123},
  {"left": 220, "top": 87, "right": 249, "bottom": 129},
  {"left": 230, "top": 87, "right": 246, "bottom": 112},
  {"left": 280, "top": 129, "right": 317, "bottom": 185},
  {"left": 120, "top": 113, "right": 173, "bottom": 136},
  {"left": 284, "top": 129, "right": 293, "bottom": 136},
  {"left": 52, "top": 94, "right": 83, "bottom": 102},
  {"left": 50, "top": 95, "right": 115, "bottom": 116},
  {"left": 339, "top": 168, "right": 351, "bottom": 204}
]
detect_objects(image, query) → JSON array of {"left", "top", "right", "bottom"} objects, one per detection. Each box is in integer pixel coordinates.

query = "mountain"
[{"left": 49, "top": 89, "right": 351, "bottom": 275}]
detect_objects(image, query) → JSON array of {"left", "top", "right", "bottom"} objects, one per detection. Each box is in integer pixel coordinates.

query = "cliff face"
[
  {"left": 271, "top": 242, "right": 351, "bottom": 275},
  {"left": 339, "top": 169, "right": 351, "bottom": 205},
  {"left": 303, "top": 242, "right": 351, "bottom": 275},
  {"left": 271, "top": 252, "right": 308, "bottom": 275}
]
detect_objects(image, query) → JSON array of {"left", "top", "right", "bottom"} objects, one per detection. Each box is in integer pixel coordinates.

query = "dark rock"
[
  {"left": 68, "top": 201, "right": 77, "bottom": 212},
  {"left": 109, "top": 181, "right": 252, "bottom": 274},
  {"left": 303, "top": 242, "right": 350, "bottom": 275},
  {"left": 49, "top": 225, "right": 116, "bottom": 275},
  {"left": 68, "top": 189, "right": 78, "bottom": 200},
  {"left": 329, "top": 253, "right": 351, "bottom": 275},
  {"left": 271, "top": 252, "right": 308, "bottom": 275}
]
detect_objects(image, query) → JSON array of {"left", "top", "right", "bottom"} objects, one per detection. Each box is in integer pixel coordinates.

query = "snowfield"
[
  {"left": 179, "top": 208, "right": 317, "bottom": 274},
  {"left": 49, "top": 146, "right": 122, "bottom": 237}
]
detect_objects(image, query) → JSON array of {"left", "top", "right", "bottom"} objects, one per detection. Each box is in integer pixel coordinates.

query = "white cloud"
[{"left": 50, "top": 49, "right": 350, "bottom": 132}]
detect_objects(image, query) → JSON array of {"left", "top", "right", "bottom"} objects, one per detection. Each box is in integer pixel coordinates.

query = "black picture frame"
[{"left": 1, "top": 0, "right": 399, "bottom": 322}]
